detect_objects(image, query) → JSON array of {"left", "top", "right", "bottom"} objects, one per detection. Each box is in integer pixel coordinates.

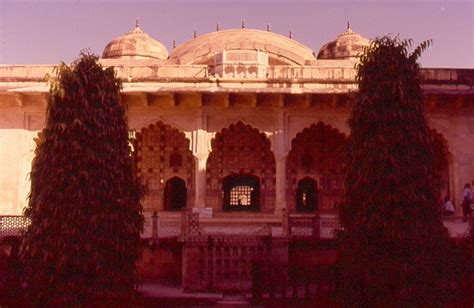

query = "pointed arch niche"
[
  {"left": 206, "top": 121, "right": 276, "bottom": 212},
  {"left": 287, "top": 122, "right": 346, "bottom": 213},
  {"left": 134, "top": 121, "right": 195, "bottom": 212}
]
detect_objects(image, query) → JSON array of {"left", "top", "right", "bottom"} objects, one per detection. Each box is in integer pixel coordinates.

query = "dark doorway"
[
  {"left": 296, "top": 178, "right": 318, "bottom": 212},
  {"left": 164, "top": 177, "right": 187, "bottom": 211},
  {"left": 223, "top": 174, "right": 260, "bottom": 211}
]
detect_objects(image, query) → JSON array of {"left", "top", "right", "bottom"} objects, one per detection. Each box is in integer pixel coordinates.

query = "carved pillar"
[
  {"left": 274, "top": 109, "right": 288, "bottom": 214},
  {"left": 194, "top": 153, "right": 208, "bottom": 208},
  {"left": 192, "top": 109, "right": 210, "bottom": 208},
  {"left": 275, "top": 153, "right": 287, "bottom": 213}
]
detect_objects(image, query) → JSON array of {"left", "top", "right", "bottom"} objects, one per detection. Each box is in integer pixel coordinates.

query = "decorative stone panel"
[
  {"left": 206, "top": 121, "right": 276, "bottom": 212},
  {"left": 286, "top": 122, "right": 346, "bottom": 213},
  {"left": 134, "top": 122, "right": 195, "bottom": 211}
]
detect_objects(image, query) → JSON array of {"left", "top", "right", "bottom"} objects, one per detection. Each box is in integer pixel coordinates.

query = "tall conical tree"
[
  {"left": 338, "top": 37, "right": 451, "bottom": 305},
  {"left": 20, "top": 53, "right": 143, "bottom": 306}
]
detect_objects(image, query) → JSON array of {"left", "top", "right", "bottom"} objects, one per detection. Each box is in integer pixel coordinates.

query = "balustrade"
[
  {"left": 282, "top": 211, "right": 321, "bottom": 238},
  {"left": 0, "top": 216, "right": 30, "bottom": 238}
]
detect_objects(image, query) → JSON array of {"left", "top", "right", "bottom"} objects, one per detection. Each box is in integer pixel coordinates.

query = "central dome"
[{"left": 169, "top": 29, "right": 316, "bottom": 66}]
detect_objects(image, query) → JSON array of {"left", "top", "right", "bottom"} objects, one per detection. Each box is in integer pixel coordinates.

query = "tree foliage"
[
  {"left": 20, "top": 52, "right": 143, "bottom": 306},
  {"left": 338, "top": 36, "right": 453, "bottom": 305}
]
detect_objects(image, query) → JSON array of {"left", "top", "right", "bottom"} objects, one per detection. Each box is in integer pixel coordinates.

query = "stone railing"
[
  {"left": 266, "top": 66, "right": 357, "bottom": 81},
  {"left": 142, "top": 212, "right": 181, "bottom": 239},
  {"left": 0, "top": 64, "right": 210, "bottom": 82},
  {"left": 0, "top": 215, "right": 30, "bottom": 238},
  {"left": 2, "top": 63, "right": 469, "bottom": 86},
  {"left": 282, "top": 210, "right": 321, "bottom": 239}
]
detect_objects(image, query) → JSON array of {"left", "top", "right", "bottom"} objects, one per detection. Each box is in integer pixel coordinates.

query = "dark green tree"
[
  {"left": 338, "top": 37, "right": 452, "bottom": 305},
  {"left": 20, "top": 53, "right": 143, "bottom": 306}
]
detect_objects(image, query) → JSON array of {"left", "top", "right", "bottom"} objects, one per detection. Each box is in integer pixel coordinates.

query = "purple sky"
[{"left": 0, "top": 0, "right": 472, "bottom": 68}]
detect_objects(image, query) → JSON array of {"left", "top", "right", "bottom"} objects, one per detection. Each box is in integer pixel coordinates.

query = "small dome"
[
  {"left": 317, "top": 22, "right": 370, "bottom": 60},
  {"left": 102, "top": 20, "right": 168, "bottom": 60}
]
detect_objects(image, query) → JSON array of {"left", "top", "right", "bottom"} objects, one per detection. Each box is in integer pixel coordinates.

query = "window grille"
[{"left": 223, "top": 174, "right": 260, "bottom": 211}]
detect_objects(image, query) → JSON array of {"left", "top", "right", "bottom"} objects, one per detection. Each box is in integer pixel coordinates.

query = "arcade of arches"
[{"left": 131, "top": 121, "right": 451, "bottom": 214}]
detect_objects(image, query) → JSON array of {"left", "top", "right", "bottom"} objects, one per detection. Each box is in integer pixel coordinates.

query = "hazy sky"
[{"left": 0, "top": 0, "right": 472, "bottom": 68}]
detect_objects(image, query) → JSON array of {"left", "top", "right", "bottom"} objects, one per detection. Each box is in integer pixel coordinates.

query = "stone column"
[
  {"left": 194, "top": 153, "right": 208, "bottom": 208},
  {"left": 192, "top": 109, "right": 210, "bottom": 209},
  {"left": 273, "top": 108, "right": 288, "bottom": 214},
  {"left": 275, "top": 153, "right": 287, "bottom": 213}
]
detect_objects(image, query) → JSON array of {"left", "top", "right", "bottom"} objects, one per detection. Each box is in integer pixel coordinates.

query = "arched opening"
[
  {"left": 296, "top": 178, "right": 318, "bottom": 212},
  {"left": 164, "top": 177, "right": 187, "bottom": 211},
  {"left": 133, "top": 121, "right": 195, "bottom": 212},
  {"left": 206, "top": 121, "right": 275, "bottom": 212},
  {"left": 287, "top": 122, "right": 346, "bottom": 213},
  {"left": 223, "top": 174, "right": 260, "bottom": 211}
]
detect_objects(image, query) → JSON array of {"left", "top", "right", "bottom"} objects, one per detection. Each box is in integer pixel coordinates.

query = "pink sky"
[{"left": 0, "top": 0, "right": 472, "bottom": 68}]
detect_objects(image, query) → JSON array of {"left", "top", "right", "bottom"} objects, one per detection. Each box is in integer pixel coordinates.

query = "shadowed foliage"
[
  {"left": 19, "top": 53, "right": 143, "bottom": 306},
  {"left": 338, "top": 37, "right": 456, "bottom": 306}
]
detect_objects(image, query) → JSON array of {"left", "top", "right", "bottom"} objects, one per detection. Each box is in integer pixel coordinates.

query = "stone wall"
[{"left": 0, "top": 64, "right": 471, "bottom": 215}]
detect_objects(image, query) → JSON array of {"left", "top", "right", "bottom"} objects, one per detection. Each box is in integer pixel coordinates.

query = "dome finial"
[
  {"left": 289, "top": 30, "right": 293, "bottom": 39},
  {"left": 128, "top": 17, "right": 143, "bottom": 34},
  {"left": 241, "top": 19, "right": 245, "bottom": 29},
  {"left": 193, "top": 30, "right": 197, "bottom": 38},
  {"left": 266, "top": 23, "right": 271, "bottom": 32},
  {"left": 216, "top": 21, "right": 220, "bottom": 31},
  {"left": 173, "top": 40, "right": 176, "bottom": 49},
  {"left": 340, "top": 20, "right": 354, "bottom": 36}
]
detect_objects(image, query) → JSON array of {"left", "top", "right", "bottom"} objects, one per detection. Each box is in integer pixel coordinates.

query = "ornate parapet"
[{"left": 212, "top": 50, "right": 268, "bottom": 79}]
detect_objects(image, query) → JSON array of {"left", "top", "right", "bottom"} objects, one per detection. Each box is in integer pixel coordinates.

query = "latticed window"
[
  {"left": 223, "top": 174, "right": 260, "bottom": 211},
  {"left": 230, "top": 185, "right": 253, "bottom": 206}
]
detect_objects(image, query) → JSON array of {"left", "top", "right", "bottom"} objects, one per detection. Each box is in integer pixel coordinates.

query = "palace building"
[{"left": 0, "top": 21, "right": 473, "bottom": 290}]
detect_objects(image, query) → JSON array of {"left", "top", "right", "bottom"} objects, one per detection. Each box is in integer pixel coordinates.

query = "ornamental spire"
[
  {"left": 128, "top": 17, "right": 143, "bottom": 34},
  {"left": 340, "top": 20, "right": 355, "bottom": 36}
]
